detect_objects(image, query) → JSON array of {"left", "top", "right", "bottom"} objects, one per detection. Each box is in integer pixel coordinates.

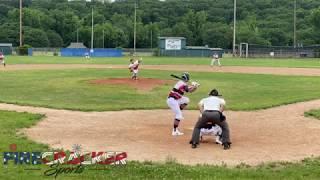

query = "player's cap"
[{"left": 209, "top": 89, "right": 222, "bottom": 96}]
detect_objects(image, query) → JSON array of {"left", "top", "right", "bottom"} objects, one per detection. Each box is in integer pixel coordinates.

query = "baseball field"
[{"left": 1, "top": 56, "right": 320, "bottom": 179}]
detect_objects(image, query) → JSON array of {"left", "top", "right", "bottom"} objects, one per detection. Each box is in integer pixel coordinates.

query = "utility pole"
[
  {"left": 294, "top": 0, "right": 297, "bottom": 48},
  {"left": 134, "top": 1, "right": 137, "bottom": 55},
  {"left": 233, "top": 0, "right": 237, "bottom": 57},
  {"left": 91, "top": 7, "right": 94, "bottom": 52},
  {"left": 19, "top": 0, "right": 23, "bottom": 47},
  {"left": 102, "top": 29, "right": 105, "bottom": 48},
  {"left": 150, "top": 28, "right": 153, "bottom": 49},
  {"left": 76, "top": 29, "right": 79, "bottom": 43}
]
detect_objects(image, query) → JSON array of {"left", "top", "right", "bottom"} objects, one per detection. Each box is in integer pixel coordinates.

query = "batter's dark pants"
[{"left": 190, "top": 111, "right": 231, "bottom": 145}]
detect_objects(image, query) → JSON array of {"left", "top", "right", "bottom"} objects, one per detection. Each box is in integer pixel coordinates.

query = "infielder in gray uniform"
[{"left": 190, "top": 89, "right": 231, "bottom": 150}]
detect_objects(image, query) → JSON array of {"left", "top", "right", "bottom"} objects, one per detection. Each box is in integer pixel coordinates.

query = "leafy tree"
[
  {"left": 237, "top": 15, "right": 270, "bottom": 45},
  {"left": 24, "top": 28, "right": 49, "bottom": 47},
  {"left": 78, "top": 26, "right": 91, "bottom": 48},
  {"left": 49, "top": 10, "right": 80, "bottom": 46},
  {"left": 202, "top": 23, "right": 233, "bottom": 48},
  {"left": 0, "top": 23, "right": 19, "bottom": 46},
  {"left": 311, "top": 8, "right": 320, "bottom": 29},
  {"left": 261, "top": 28, "right": 290, "bottom": 46},
  {"left": 1, "top": 0, "right": 320, "bottom": 48},
  {"left": 171, "top": 22, "right": 193, "bottom": 42},
  {"left": 182, "top": 10, "right": 207, "bottom": 45},
  {"left": 47, "top": 31, "right": 63, "bottom": 47},
  {"left": 0, "top": 4, "right": 10, "bottom": 21}
]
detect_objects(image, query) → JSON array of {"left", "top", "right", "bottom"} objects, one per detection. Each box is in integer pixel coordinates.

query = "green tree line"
[{"left": 0, "top": 0, "right": 320, "bottom": 49}]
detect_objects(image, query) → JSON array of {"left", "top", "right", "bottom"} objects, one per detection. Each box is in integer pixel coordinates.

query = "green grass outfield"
[
  {"left": 1, "top": 110, "right": 320, "bottom": 180},
  {"left": 305, "top": 109, "right": 320, "bottom": 120},
  {"left": 0, "top": 69, "right": 320, "bottom": 111},
  {"left": 5, "top": 56, "right": 320, "bottom": 68}
]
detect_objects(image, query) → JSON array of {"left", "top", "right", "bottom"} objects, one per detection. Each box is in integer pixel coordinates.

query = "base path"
[
  {"left": 2, "top": 64, "right": 320, "bottom": 76},
  {"left": 1, "top": 99, "right": 320, "bottom": 166}
]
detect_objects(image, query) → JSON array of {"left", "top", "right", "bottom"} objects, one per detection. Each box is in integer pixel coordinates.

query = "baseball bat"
[
  {"left": 170, "top": 74, "right": 200, "bottom": 86},
  {"left": 170, "top": 74, "right": 184, "bottom": 81}
]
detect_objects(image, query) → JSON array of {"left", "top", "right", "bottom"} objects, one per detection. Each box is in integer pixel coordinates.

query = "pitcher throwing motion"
[
  {"left": 128, "top": 58, "right": 142, "bottom": 80},
  {"left": 167, "top": 72, "right": 200, "bottom": 136},
  {"left": 0, "top": 52, "right": 6, "bottom": 67}
]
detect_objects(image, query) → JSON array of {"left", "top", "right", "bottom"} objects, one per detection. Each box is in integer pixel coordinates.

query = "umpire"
[{"left": 190, "top": 89, "right": 231, "bottom": 150}]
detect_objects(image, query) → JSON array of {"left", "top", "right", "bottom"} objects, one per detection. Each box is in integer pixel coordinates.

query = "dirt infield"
[
  {"left": 3, "top": 64, "right": 320, "bottom": 76},
  {"left": 90, "top": 78, "right": 174, "bottom": 91},
  {"left": 0, "top": 99, "right": 319, "bottom": 166}
]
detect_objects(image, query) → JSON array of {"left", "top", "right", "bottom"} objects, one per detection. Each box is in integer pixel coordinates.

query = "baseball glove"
[
  {"left": 188, "top": 82, "right": 200, "bottom": 93},
  {"left": 191, "top": 81, "right": 200, "bottom": 87}
]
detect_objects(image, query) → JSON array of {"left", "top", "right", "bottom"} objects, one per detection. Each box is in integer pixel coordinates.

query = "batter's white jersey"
[{"left": 167, "top": 80, "right": 190, "bottom": 120}]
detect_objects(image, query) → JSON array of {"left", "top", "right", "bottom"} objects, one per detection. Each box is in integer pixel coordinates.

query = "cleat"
[{"left": 172, "top": 129, "right": 184, "bottom": 136}]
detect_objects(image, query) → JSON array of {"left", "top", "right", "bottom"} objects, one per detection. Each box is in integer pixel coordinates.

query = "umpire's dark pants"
[{"left": 191, "top": 110, "right": 231, "bottom": 145}]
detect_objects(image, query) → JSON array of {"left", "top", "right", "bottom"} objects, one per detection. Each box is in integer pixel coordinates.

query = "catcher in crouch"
[
  {"left": 167, "top": 72, "right": 200, "bottom": 136},
  {"left": 200, "top": 123, "right": 222, "bottom": 145}
]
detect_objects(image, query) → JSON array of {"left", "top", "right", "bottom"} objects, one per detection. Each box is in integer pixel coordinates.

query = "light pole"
[
  {"left": 232, "top": 0, "right": 237, "bottom": 57},
  {"left": 150, "top": 28, "right": 153, "bottom": 49},
  {"left": 91, "top": 7, "right": 94, "bottom": 52},
  {"left": 76, "top": 29, "right": 79, "bottom": 43},
  {"left": 294, "top": 0, "right": 296, "bottom": 48},
  {"left": 19, "top": 0, "right": 23, "bottom": 47},
  {"left": 102, "top": 29, "right": 105, "bottom": 48},
  {"left": 134, "top": 1, "right": 137, "bottom": 55}
]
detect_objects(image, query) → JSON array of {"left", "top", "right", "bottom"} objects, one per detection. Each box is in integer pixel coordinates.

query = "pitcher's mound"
[{"left": 90, "top": 78, "right": 174, "bottom": 91}]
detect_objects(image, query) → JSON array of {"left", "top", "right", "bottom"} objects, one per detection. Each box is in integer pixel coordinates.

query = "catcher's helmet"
[
  {"left": 181, "top": 72, "right": 190, "bottom": 82},
  {"left": 209, "top": 89, "right": 222, "bottom": 96}
]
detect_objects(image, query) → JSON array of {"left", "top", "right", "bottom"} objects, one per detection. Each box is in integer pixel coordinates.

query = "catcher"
[
  {"left": 128, "top": 58, "right": 142, "bottom": 80},
  {"left": 200, "top": 123, "right": 222, "bottom": 144},
  {"left": 167, "top": 72, "right": 200, "bottom": 136},
  {"left": 0, "top": 52, "right": 6, "bottom": 67}
]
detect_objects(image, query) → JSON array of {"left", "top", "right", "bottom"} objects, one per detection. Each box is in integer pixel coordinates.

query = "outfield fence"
[
  {"left": 243, "top": 44, "right": 320, "bottom": 58},
  {"left": 13, "top": 48, "right": 154, "bottom": 57},
  {"left": 12, "top": 47, "right": 60, "bottom": 56}
]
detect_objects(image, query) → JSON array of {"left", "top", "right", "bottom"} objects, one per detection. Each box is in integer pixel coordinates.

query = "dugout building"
[
  {"left": 0, "top": 43, "right": 13, "bottom": 55},
  {"left": 158, "top": 37, "right": 223, "bottom": 57}
]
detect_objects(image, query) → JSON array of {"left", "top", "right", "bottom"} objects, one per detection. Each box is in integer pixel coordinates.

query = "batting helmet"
[{"left": 181, "top": 72, "right": 190, "bottom": 82}]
